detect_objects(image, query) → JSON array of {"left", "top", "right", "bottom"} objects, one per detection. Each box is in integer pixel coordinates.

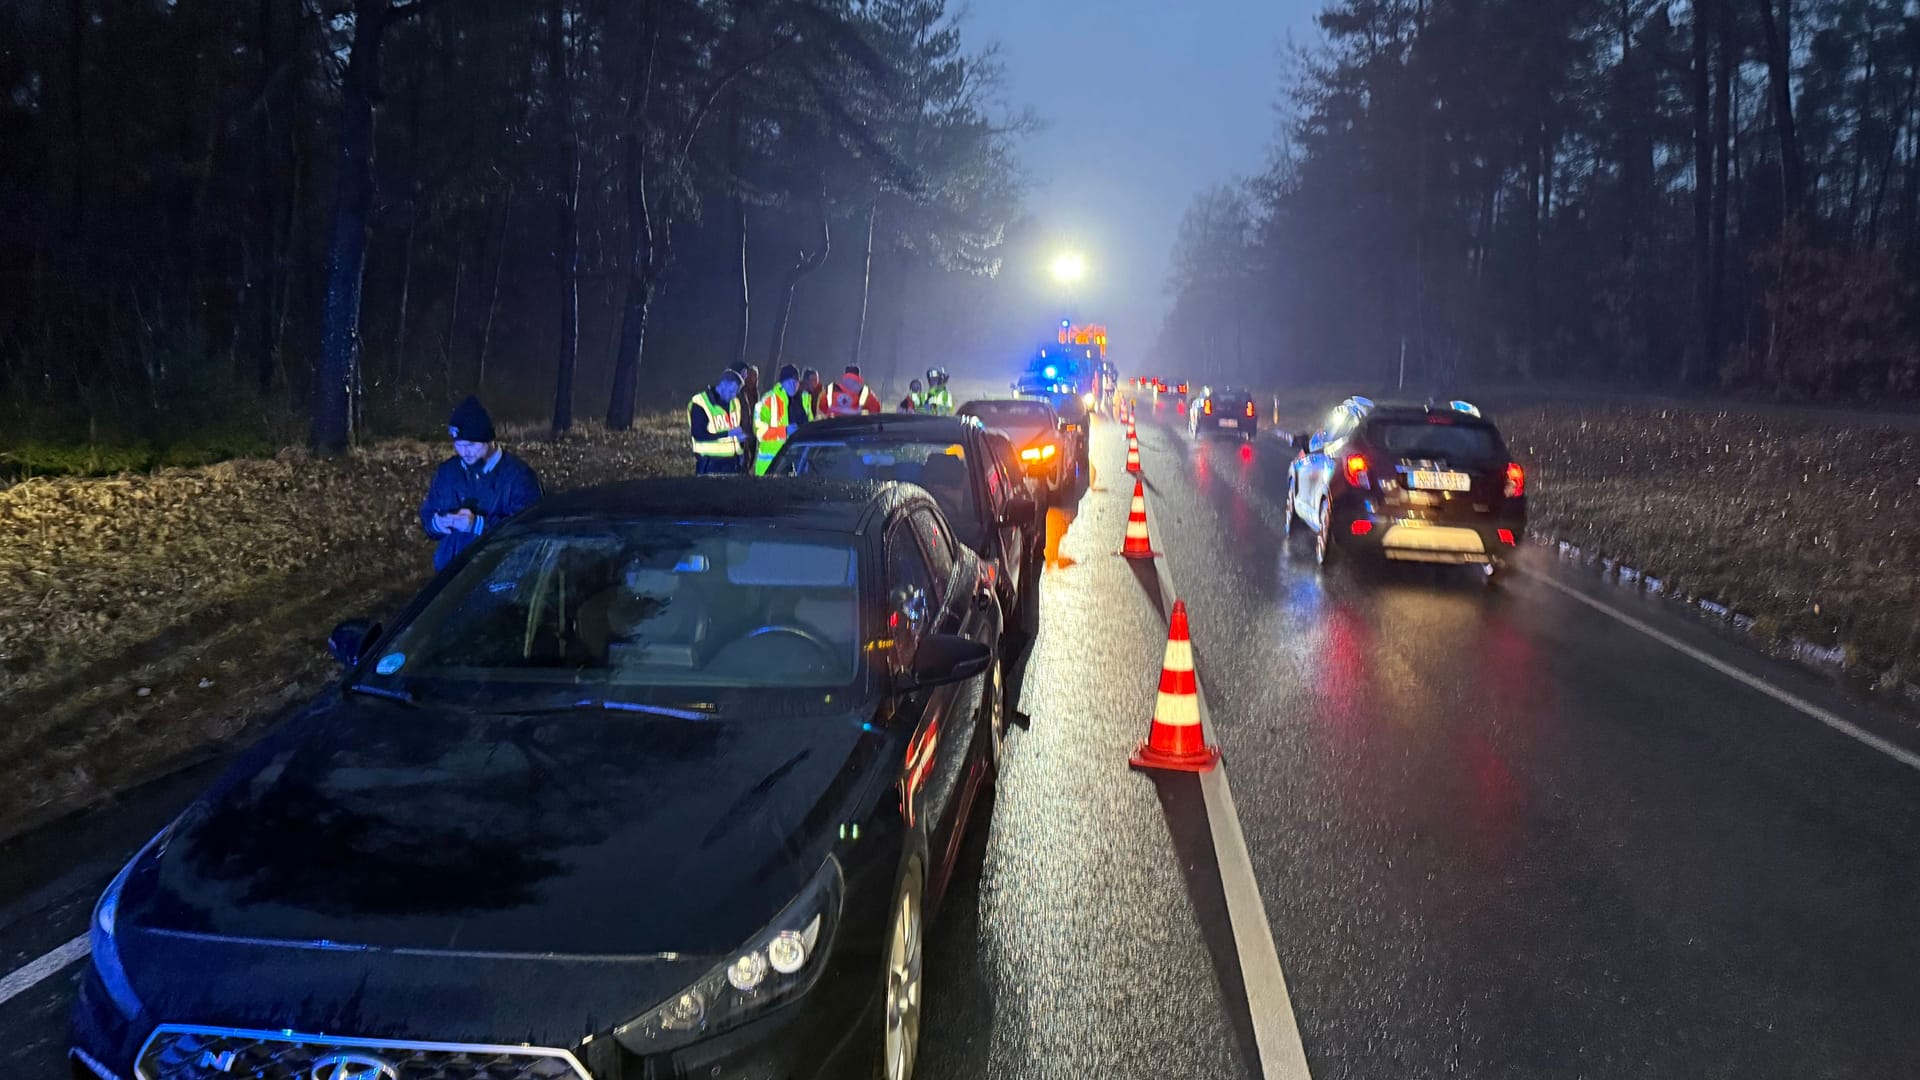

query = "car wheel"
[
  {"left": 983, "top": 652, "right": 1008, "bottom": 778},
  {"left": 1315, "top": 498, "right": 1334, "bottom": 567},
  {"left": 881, "top": 861, "right": 926, "bottom": 1080},
  {"left": 1283, "top": 476, "right": 1299, "bottom": 539}
]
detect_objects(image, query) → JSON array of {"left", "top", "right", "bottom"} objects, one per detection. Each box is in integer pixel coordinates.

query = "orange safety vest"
[{"left": 753, "top": 387, "right": 793, "bottom": 475}]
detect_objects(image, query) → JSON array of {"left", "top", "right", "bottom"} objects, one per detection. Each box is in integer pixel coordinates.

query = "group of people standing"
[{"left": 688, "top": 362, "right": 953, "bottom": 475}]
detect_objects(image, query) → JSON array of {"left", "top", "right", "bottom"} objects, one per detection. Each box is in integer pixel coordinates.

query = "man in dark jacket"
[{"left": 418, "top": 397, "right": 543, "bottom": 571}]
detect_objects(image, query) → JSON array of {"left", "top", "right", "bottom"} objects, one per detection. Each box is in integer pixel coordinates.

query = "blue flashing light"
[
  {"left": 1349, "top": 395, "right": 1375, "bottom": 409},
  {"left": 1043, "top": 365, "right": 1058, "bottom": 378},
  {"left": 1061, "top": 319, "right": 1071, "bottom": 329},
  {"left": 1449, "top": 400, "right": 1481, "bottom": 417}
]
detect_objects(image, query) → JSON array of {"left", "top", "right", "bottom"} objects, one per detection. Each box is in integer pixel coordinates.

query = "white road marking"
[
  {"left": 1136, "top": 423, "right": 1314, "bottom": 1080},
  {"left": 0, "top": 934, "right": 89, "bottom": 1009},
  {"left": 1527, "top": 571, "right": 1920, "bottom": 773}
]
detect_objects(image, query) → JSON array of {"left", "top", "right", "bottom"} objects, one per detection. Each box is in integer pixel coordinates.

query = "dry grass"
[
  {"left": 1499, "top": 405, "right": 1920, "bottom": 674},
  {"left": 0, "top": 417, "right": 686, "bottom": 840}
]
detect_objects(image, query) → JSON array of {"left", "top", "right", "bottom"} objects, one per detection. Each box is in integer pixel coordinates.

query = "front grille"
[{"left": 136, "top": 1026, "right": 588, "bottom": 1080}]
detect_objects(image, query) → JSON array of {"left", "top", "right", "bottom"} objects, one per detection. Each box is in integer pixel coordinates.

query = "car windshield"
[
  {"left": 1371, "top": 420, "right": 1505, "bottom": 463},
  {"left": 353, "top": 522, "right": 865, "bottom": 711},
  {"left": 959, "top": 400, "right": 1054, "bottom": 440},
  {"left": 778, "top": 440, "right": 983, "bottom": 550}
]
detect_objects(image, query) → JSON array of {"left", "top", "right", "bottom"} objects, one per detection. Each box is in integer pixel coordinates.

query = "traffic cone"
[
  {"left": 1125, "top": 433, "right": 1141, "bottom": 473},
  {"left": 1131, "top": 600, "right": 1219, "bottom": 773},
  {"left": 1119, "top": 479, "right": 1156, "bottom": 559}
]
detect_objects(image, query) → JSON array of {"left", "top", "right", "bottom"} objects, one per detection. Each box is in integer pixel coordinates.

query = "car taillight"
[
  {"left": 1505, "top": 462, "right": 1526, "bottom": 498},
  {"left": 1350, "top": 520, "right": 1374, "bottom": 536},
  {"left": 1203, "top": 399, "right": 1212, "bottom": 415},
  {"left": 1245, "top": 402, "right": 1255, "bottom": 418},
  {"left": 1343, "top": 454, "right": 1369, "bottom": 488},
  {"left": 1497, "top": 528, "right": 1516, "bottom": 546}
]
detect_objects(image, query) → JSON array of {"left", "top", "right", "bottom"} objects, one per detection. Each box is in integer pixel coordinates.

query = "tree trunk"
[
  {"left": 67, "top": 0, "right": 87, "bottom": 238},
  {"left": 250, "top": 0, "right": 281, "bottom": 391},
  {"left": 849, "top": 197, "right": 878, "bottom": 370},
  {"left": 1709, "top": 0, "right": 1732, "bottom": 379},
  {"left": 1687, "top": 0, "right": 1714, "bottom": 386},
  {"left": 766, "top": 195, "right": 830, "bottom": 371},
  {"left": 442, "top": 241, "right": 465, "bottom": 386},
  {"left": 309, "top": 0, "right": 390, "bottom": 455},
  {"left": 549, "top": 0, "right": 580, "bottom": 435},
  {"left": 606, "top": 138, "right": 658, "bottom": 431},
  {"left": 729, "top": 113, "right": 752, "bottom": 370},
  {"left": 1756, "top": 0, "right": 1804, "bottom": 215},
  {"left": 475, "top": 185, "right": 514, "bottom": 391}
]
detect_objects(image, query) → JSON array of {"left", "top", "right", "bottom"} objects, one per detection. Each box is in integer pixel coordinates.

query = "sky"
[{"left": 962, "top": 0, "right": 1326, "bottom": 356}]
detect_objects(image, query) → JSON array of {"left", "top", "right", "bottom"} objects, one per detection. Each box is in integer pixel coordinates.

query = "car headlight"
[
  {"left": 90, "top": 824, "right": 177, "bottom": 1020},
  {"left": 1080, "top": 392, "right": 1096, "bottom": 408},
  {"left": 613, "top": 856, "right": 844, "bottom": 1055}
]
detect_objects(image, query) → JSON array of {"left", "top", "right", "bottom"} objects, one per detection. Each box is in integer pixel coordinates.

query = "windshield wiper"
[
  {"left": 512, "top": 698, "right": 717, "bottom": 721},
  {"left": 345, "top": 683, "right": 416, "bottom": 705}
]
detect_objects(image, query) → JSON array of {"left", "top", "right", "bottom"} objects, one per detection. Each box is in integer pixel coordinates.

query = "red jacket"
[{"left": 823, "top": 373, "right": 882, "bottom": 416}]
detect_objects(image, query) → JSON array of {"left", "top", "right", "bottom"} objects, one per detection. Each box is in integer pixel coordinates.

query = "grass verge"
[{"left": 0, "top": 418, "right": 686, "bottom": 842}]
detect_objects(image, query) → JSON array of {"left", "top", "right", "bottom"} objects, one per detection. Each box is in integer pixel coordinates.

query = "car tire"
[
  {"left": 878, "top": 859, "right": 926, "bottom": 1080},
  {"left": 1283, "top": 476, "right": 1300, "bottom": 540},
  {"left": 1315, "top": 498, "right": 1334, "bottom": 567}
]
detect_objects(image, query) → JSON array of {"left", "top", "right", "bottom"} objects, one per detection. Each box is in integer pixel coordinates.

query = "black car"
[
  {"left": 70, "top": 478, "right": 1007, "bottom": 1080},
  {"left": 1188, "top": 386, "right": 1259, "bottom": 440},
  {"left": 770, "top": 414, "right": 1042, "bottom": 642},
  {"left": 956, "top": 397, "right": 1079, "bottom": 504},
  {"left": 1284, "top": 397, "right": 1527, "bottom": 577}
]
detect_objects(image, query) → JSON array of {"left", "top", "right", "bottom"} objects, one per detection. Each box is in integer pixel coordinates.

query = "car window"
[
  {"left": 1369, "top": 420, "right": 1506, "bottom": 463},
  {"left": 909, "top": 508, "right": 957, "bottom": 590},
  {"left": 885, "top": 521, "right": 938, "bottom": 666},
  {"left": 353, "top": 522, "right": 864, "bottom": 708},
  {"left": 780, "top": 439, "right": 983, "bottom": 551}
]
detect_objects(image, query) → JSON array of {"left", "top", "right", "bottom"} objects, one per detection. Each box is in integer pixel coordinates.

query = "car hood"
[{"left": 123, "top": 695, "right": 883, "bottom": 959}]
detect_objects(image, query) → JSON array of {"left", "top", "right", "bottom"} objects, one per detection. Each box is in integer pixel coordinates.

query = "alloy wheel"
[
  {"left": 884, "top": 872, "right": 924, "bottom": 1080},
  {"left": 1316, "top": 499, "right": 1332, "bottom": 566}
]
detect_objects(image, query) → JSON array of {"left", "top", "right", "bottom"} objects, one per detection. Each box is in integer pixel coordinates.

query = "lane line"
[
  {"left": 0, "top": 934, "right": 89, "bottom": 1009},
  {"left": 1525, "top": 570, "right": 1920, "bottom": 773},
  {"left": 1135, "top": 422, "right": 1314, "bottom": 1080}
]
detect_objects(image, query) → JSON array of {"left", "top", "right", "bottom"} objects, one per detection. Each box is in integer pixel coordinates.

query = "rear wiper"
[
  {"left": 517, "top": 699, "right": 717, "bottom": 721},
  {"left": 345, "top": 683, "right": 416, "bottom": 705}
]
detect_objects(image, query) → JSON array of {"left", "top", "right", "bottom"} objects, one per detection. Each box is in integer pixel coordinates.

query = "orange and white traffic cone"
[
  {"left": 1119, "top": 478, "right": 1157, "bottom": 559},
  {"left": 1131, "top": 600, "right": 1219, "bottom": 773},
  {"left": 1125, "top": 433, "right": 1141, "bottom": 473}
]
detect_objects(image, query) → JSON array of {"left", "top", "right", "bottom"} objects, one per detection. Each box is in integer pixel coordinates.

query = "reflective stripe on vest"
[
  {"left": 755, "top": 387, "right": 791, "bottom": 445},
  {"left": 690, "top": 392, "right": 741, "bottom": 457}
]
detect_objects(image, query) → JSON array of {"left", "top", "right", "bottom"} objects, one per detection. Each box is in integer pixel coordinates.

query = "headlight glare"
[{"left": 726, "top": 952, "right": 768, "bottom": 992}]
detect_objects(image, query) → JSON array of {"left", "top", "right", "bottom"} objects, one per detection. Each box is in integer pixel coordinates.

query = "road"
[{"left": 5, "top": 404, "right": 1920, "bottom": 1079}]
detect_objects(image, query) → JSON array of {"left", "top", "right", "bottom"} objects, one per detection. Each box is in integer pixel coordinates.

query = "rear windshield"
[
  {"left": 778, "top": 439, "right": 982, "bottom": 550},
  {"left": 960, "top": 400, "right": 1053, "bottom": 424},
  {"left": 1369, "top": 420, "right": 1505, "bottom": 463}
]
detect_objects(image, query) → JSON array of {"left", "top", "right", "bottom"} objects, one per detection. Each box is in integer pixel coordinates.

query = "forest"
[
  {"left": 1162, "top": 0, "right": 1920, "bottom": 400},
  {"left": 0, "top": 0, "right": 1028, "bottom": 460}
]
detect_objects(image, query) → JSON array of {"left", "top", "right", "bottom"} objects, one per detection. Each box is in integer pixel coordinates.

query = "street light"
[{"left": 1050, "top": 252, "right": 1087, "bottom": 284}]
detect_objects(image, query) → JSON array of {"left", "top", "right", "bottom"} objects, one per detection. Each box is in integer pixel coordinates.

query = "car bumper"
[{"left": 1332, "top": 500, "right": 1525, "bottom": 564}]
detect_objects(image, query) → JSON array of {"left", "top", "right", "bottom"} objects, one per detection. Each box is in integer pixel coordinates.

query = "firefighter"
[
  {"left": 689, "top": 370, "right": 747, "bottom": 474},
  {"left": 921, "top": 367, "right": 955, "bottom": 415},
  {"left": 899, "top": 379, "right": 924, "bottom": 412},
  {"left": 753, "top": 364, "right": 801, "bottom": 475},
  {"left": 824, "top": 364, "right": 881, "bottom": 417}
]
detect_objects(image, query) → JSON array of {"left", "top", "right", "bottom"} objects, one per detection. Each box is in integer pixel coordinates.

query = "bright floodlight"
[{"left": 1050, "top": 252, "right": 1087, "bottom": 284}]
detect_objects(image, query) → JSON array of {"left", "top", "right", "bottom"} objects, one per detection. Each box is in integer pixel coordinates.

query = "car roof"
[
  {"left": 524, "top": 476, "right": 925, "bottom": 534},
  {"left": 785, "top": 414, "right": 981, "bottom": 442},
  {"left": 1359, "top": 401, "right": 1498, "bottom": 426},
  {"left": 960, "top": 397, "right": 1056, "bottom": 415}
]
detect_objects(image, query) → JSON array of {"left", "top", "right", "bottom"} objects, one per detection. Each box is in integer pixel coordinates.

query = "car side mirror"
[
  {"left": 905, "top": 633, "right": 992, "bottom": 690},
  {"left": 1000, "top": 495, "right": 1037, "bottom": 530},
  {"left": 328, "top": 619, "right": 381, "bottom": 667}
]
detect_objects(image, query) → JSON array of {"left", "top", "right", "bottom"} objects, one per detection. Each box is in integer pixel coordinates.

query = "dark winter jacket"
[{"left": 418, "top": 448, "right": 543, "bottom": 571}]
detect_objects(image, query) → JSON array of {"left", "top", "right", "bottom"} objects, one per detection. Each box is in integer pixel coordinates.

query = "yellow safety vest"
[
  {"left": 753, "top": 387, "right": 792, "bottom": 475},
  {"left": 690, "top": 392, "right": 742, "bottom": 458}
]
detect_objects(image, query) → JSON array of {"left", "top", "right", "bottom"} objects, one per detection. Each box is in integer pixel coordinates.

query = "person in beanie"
[
  {"left": 689, "top": 369, "right": 747, "bottom": 474},
  {"left": 418, "top": 396, "right": 543, "bottom": 572},
  {"left": 753, "top": 364, "right": 801, "bottom": 475},
  {"left": 899, "top": 378, "right": 923, "bottom": 412}
]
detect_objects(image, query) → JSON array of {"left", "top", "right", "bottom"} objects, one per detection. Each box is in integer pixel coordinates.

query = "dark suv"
[
  {"left": 1284, "top": 397, "right": 1526, "bottom": 577},
  {"left": 1188, "top": 386, "right": 1259, "bottom": 439}
]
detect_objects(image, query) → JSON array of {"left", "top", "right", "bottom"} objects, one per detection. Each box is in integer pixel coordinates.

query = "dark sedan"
[
  {"left": 70, "top": 478, "right": 1007, "bottom": 1080},
  {"left": 956, "top": 397, "right": 1079, "bottom": 504},
  {"left": 769, "top": 414, "right": 1042, "bottom": 643},
  {"left": 1187, "top": 386, "right": 1259, "bottom": 440}
]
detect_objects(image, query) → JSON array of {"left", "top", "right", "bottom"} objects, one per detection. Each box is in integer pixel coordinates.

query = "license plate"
[
  {"left": 1409, "top": 470, "right": 1470, "bottom": 491},
  {"left": 1218, "top": 419, "right": 1238, "bottom": 429}
]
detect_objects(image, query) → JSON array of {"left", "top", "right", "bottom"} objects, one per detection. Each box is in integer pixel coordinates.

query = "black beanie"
[
  {"left": 448, "top": 396, "right": 496, "bottom": 442},
  {"left": 777, "top": 364, "right": 799, "bottom": 383}
]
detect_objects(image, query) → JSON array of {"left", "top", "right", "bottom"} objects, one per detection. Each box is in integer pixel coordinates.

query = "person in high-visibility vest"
[
  {"left": 823, "top": 364, "right": 881, "bottom": 417},
  {"left": 689, "top": 370, "right": 747, "bottom": 474},
  {"left": 921, "top": 367, "right": 955, "bottom": 415},
  {"left": 753, "top": 365, "right": 801, "bottom": 475},
  {"left": 795, "top": 368, "right": 821, "bottom": 427}
]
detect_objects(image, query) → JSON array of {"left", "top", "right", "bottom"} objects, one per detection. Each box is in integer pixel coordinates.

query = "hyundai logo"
[{"left": 308, "top": 1052, "right": 399, "bottom": 1080}]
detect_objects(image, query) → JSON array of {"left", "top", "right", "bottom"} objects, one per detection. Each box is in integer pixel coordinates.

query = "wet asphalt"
[{"left": 4, "top": 405, "right": 1920, "bottom": 1079}]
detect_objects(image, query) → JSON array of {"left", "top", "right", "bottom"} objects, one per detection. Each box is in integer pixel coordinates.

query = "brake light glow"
[
  {"left": 1343, "top": 454, "right": 1370, "bottom": 488},
  {"left": 1505, "top": 462, "right": 1526, "bottom": 498},
  {"left": 1204, "top": 399, "right": 1212, "bottom": 415},
  {"left": 1019, "top": 444, "right": 1058, "bottom": 463},
  {"left": 1350, "top": 520, "right": 1374, "bottom": 536},
  {"left": 1497, "top": 529, "right": 1516, "bottom": 546},
  {"left": 1245, "top": 402, "right": 1256, "bottom": 418}
]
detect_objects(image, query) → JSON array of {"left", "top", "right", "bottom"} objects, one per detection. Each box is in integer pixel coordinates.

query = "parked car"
[
  {"left": 957, "top": 397, "right": 1080, "bottom": 504},
  {"left": 70, "top": 477, "right": 1007, "bottom": 1080},
  {"left": 1284, "top": 397, "right": 1527, "bottom": 578},
  {"left": 770, "top": 414, "right": 1042, "bottom": 642}
]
